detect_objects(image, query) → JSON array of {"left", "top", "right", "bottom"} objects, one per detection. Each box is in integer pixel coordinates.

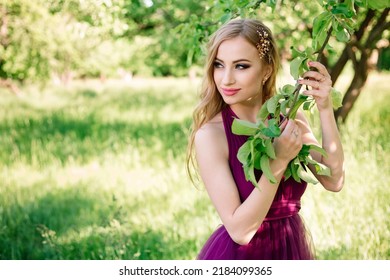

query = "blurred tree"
[
  {"left": 179, "top": 0, "right": 390, "bottom": 123},
  {"left": 0, "top": 0, "right": 129, "bottom": 87},
  {"left": 0, "top": 0, "right": 212, "bottom": 86},
  {"left": 0, "top": 0, "right": 388, "bottom": 106},
  {"left": 120, "top": 0, "right": 208, "bottom": 76},
  {"left": 332, "top": 6, "right": 390, "bottom": 122},
  {"left": 0, "top": 0, "right": 53, "bottom": 83}
]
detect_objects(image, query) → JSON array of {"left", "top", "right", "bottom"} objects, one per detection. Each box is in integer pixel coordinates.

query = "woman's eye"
[
  {"left": 236, "top": 64, "right": 250, "bottom": 70},
  {"left": 213, "top": 62, "right": 223, "bottom": 68}
]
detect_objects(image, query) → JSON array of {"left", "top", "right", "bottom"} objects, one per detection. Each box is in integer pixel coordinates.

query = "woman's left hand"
[{"left": 298, "top": 61, "right": 333, "bottom": 111}]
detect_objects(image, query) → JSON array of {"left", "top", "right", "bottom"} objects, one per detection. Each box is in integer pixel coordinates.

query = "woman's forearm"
[
  {"left": 318, "top": 107, "right": 345, "bottom": 190},
  {"left": 228, "top": 158, "right": 289, "bottom": 245}
]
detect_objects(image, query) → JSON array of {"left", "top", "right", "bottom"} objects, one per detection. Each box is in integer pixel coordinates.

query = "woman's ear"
[
  {"left": 266, "top": 64, "right": 273, "bottom": 79},
  {"left": 262, "top": 65, "right": 273, "bottom": 84}
]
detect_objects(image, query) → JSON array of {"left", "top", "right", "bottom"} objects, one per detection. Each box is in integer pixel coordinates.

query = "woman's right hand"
[{"left": 273, "top": 119, "right": 302, "bottom": 164}]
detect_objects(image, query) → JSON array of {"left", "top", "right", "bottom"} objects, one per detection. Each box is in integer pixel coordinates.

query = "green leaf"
[
  {"left": 280, "top": 99, "right": 289, "bottom": 116},
  {"left": 261, "top": 119, "right": 281, "bottom": 138},
  {"left": 308, "top": 144, "right": 328, "bottom": 158},
  {"left": 290, "top": 56, "right": 305, "bottom": 80},
  {"left": 316, "top": 162, "right": 332, "bottom": 176},
  {"left": 336, "top": 28, "right": 350, "bottom": 42},
  {"left": 331, "top": 87, "right": 343, "bottom": 109},
  {"left": 237, "top": 141, "right": 252, "bottom": 164},
  {"left": 257, "top": 103, "right": 269, "bottom": 120},
  {"left": 313, "top": 12, "right": 332, "bottom": 38},
  {"left": 282, "top": 84, "right": 296, "bottom": 95},
  {"left": 220, "top": 13, "right": 232, "bottom": 23},
  {"left": 298, "top": 144, "right": 312, "bottom": 157},
  {"left": 306, "top": 157, "right": 331, "bottom": 177},
  {"left": 253, "top": 148, "right": 262, "bottom": 170},
  {"left": 367, "top": 0, "right": 390, "bottom": 10},
  {"left": 236, "top": 0, "right": 250, "bottom": 8},
  {"left": 303, "top": 100, "right": 312, "bottom": 111},
  {"left": 264, "top": 139, "right": 276, "bottom": 159},
  {"left": 289, "top": 94, "right": 308, "bottom": 120},
  {"left": 244, "top": 163, "right": 258, "bottom": 188},
  {"left": 344, "top": 0, "right": 356, "bottom": 14},
  {"left": 260, "top": 155, "right": 277, "bottom": 184},
  {"left": 290, "top": 46, "right": 306, "bottom": 59},
  {"left": 232, "top": 118, "right": 258, "bottom": 136},
  {"left": 331, "top": 3, "right": 354, "bottom": 18},
  {"left": 297, "top": 163, "right": 319, "bottom": 184},
  {"left": 254, "top": 129, "right": 267, "bottom": 140},
  {"left": 250, "top": 137, "right": 255, "bottom": 162},
  {"left": 299, "top": 58, "right": 310, "bottom": 77},
  {"left": 312, "top": 12, "right": 332, "bottom": 50},
  {"left": 284, "top": 167, "right": 291, "bottom": 181},
  {"left": 267, "top": 95, "right": 279, "bottom": 114},
  {"left": 290, "top": 159, "right": 301, "bottom": 182}
]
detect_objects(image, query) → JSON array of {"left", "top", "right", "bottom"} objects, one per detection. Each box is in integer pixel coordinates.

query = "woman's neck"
[{"left": 230, "top": 102, "right": 262, "bottom": 123}]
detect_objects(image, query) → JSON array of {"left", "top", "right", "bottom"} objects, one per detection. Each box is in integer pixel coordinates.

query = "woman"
[{"left": 186, "top": 18, "right": 345, "bottom": 260}]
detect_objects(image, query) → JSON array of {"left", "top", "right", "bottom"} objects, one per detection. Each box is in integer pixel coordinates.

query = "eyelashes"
[
  {"left": 213, "top": 61, "right": 250, "bottom": 70},
  {"left": 213, "top": 61, "right": 223, "bottom": 68},
  {"left": 236, "top": 64, "right": 250, "bottom": 69}
]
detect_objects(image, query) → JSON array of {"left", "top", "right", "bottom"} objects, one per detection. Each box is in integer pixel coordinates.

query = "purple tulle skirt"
[{"left": 197, "top": 214, "right": 314, "bottom": 260}]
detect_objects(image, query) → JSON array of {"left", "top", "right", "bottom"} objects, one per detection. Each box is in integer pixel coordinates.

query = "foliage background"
[{"left": 0, "top": 0, "right": 389, "bottom": 260}]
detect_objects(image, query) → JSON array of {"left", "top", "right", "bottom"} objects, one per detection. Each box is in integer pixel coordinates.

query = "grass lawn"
[{"left": 0, "top": 72, "right": 389, "bottom": 259}]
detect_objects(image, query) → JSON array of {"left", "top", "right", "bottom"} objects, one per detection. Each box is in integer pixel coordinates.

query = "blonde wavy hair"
[{"left": 186, "top": 18, "right": 280, "bottom": 184}]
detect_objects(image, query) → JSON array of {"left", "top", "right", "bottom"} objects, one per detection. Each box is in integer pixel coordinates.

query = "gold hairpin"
[{"left": 256, "top": 27, "right": 271, "bottom": 63}]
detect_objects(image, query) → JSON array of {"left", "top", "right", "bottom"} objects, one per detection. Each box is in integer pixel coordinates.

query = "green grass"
[{"left": 0, "top": 73, "right": 389, "bottom": 260}]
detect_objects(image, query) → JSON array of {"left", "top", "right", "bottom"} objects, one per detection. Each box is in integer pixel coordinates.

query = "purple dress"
[{"left": 197, "top": 106, "right": 314, "bottom": 260}]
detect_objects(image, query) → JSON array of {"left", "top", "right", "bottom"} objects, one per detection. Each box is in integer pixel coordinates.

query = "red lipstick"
[{"left": 222, "top": 88, "right": 240, "bottom": 96}]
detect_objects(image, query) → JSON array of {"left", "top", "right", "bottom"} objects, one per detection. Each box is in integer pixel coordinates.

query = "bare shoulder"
[
  {"left": 194, "top": 112, "right": 228, "bottom": 158},
  {"left": 195, "top": 112, "right": 224, "bottom": 141}
]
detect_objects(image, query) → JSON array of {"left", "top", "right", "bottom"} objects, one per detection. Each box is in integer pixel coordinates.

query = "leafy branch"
[{"left": 231, "top": 1, "right": 354, "bottom": 189}]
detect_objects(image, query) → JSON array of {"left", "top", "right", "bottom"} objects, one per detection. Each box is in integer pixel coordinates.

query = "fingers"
[
  {"left": 299, "top": 61, "right": 332, "bottom": 89},
  {"left": 299, "top": 79, "right": 332, "bottom": 91},
  {"left": 302, "top": 71, "right": 332, "bottom": 86},
  {"left": 306, "top": 61, "right": 331, "bottom": 79},
  {"left": 274, "top": 119, "right": 303, "bottom": 162},
  {"left": 283, "top": 119, "right": 295, "bottom": 134},
  {"left": 298, "top": 61, "right": 333, "bottom": 97},
  {"left": 283, "top": 119, "right": 301, "bottom": 140},
  {"left": 279, "top": 117, "right": 288, "bottom": 131}
]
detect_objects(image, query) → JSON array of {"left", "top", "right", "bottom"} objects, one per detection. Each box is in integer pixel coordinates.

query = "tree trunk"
[
  {"left": 334, "top": 62, "right": 368, "bottom": 122},
  {"left": 333, "top": 8, "right": 389, "bottom": 123},
  {"left": 330, "top": 9, "right": 375, "bottom": 84}
]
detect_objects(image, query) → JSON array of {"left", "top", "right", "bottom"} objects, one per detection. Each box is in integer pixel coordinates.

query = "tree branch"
[
  {"left": 346, "top": 44, "right": 359, "bottom": 68},
  {"left": 365, "top": 8, "right": 390, "bottom": 49},
  {"left": 283, "top": 26, "right": 333, "bottom": 121},
  {"left": 316, "top": 26, "right": 333, "bottom": 63},
  {"left": 330, "top": 9, "right": 376, "bottom": 83}
]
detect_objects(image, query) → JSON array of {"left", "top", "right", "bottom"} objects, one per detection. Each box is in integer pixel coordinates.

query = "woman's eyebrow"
[{"left": 215, "top": 58, "right": 252, "bottom": 63}]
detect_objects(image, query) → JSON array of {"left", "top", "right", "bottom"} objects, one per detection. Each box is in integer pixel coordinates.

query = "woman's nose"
[{"left": 222, "top": 69, "right": 235, "bottom": 85}]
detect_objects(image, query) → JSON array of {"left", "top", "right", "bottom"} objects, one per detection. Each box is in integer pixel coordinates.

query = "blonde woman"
[{"left": 187, "top": 19, "right": 344, "bottom": 259}]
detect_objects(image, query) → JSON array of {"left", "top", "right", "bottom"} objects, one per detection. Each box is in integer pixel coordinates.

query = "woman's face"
[{"left": 213, "top": 36, "right": 271, "bottom": 107}]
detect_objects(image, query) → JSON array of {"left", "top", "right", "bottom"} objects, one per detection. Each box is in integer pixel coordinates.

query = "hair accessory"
[{"left": 256, "top": 27, "right": 271, "bottom": 63}]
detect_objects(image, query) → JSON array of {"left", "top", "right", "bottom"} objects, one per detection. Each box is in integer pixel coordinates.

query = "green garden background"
[{"left": 0, "top": 0, "right": 389, "bottom": 259}]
